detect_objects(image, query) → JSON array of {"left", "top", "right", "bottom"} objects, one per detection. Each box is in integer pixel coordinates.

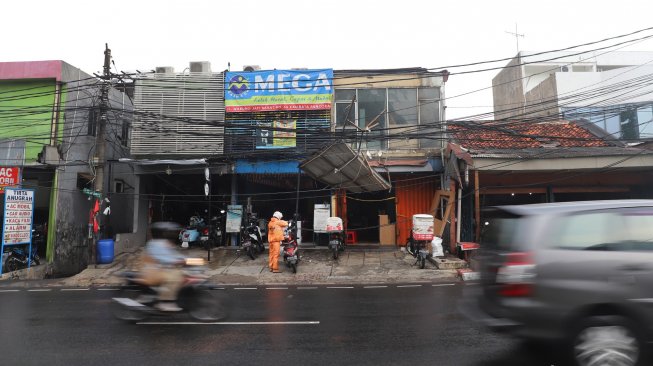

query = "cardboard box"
[
  {"left": 379, "top": 215, "right": 389, "bottom": 226},
  {"left": 380, "top": 224, "right": 395, "bottom": 245}
]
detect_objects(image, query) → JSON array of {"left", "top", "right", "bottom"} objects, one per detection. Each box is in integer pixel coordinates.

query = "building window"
[
  {"left": 120, "top": 119, "right": 130, "bottom": 147},
  {"left": 358, "top": 89, "right": 386, "bottom": 150},
  {"left": 419, "top": 87, "right": 441, "bottom": 149},
  {"left": 88, "top": 108, "right": 99, "bottom": 136},
  {"left": 335, "top": 89, "right": 356, "bottom": 128},
  {"left": 334, "top": 86, "right": 442, "bottom": 150},
  {"left": 562, "top": 103, "right": 653, "bottom": 141}
]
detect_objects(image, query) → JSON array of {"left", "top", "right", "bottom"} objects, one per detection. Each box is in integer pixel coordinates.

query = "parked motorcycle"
[
  {"left": 179, "top": 215, "right": 206, "bottom": 249},
  {"left": 3, "top": 224, "right": 44, "bottom": 272},
  {"left": 405, "top": 214, "right": 434, "bottom": 269},
  {"left": 111, "top": 257, "right": 227, "bottom": 322},
  {"left": 326, "top": 216, "right": 345, "bottom": 260},
  {"left": 4, "top": 244, "right": 40, "bottom": 272},
  {"left": 246, "top": 216, "right": 265, "bottom": 253},
  {"left": 199, "top": 210, "right": 225, "bottom": 249},
  {"left": 281, "top": 220, "right": 300, "bottom": 273}
]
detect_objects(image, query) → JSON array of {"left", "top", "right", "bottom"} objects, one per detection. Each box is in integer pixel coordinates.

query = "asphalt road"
[{"left": 0, "top": 283, "right": 571, "bottom": 366}]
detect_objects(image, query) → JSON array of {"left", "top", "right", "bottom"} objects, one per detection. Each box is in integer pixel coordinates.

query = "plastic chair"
[{"left": 346, "top": 231, "right": 358, "bottom": 244}]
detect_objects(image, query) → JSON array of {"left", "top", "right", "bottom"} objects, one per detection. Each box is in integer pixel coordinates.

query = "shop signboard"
[
  {"left": 1, "top": 188, "right": 34, "bottom": 274},
  {"left": 0, "top": 167, "right": 21, "bottom": 194},
  {"left": 225, "top": 69, "right": 333, "bottom": 112},
  {"left": 313, "top": 203, "right": 330, "bottom": 233},
  {"left": 226, "top": 205, "right": 243, "bottom": 233}
]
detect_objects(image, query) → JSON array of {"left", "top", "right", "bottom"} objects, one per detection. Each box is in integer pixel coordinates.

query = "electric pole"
[{"left": 91, "top": 43, "right": 111, "bottom": 264}]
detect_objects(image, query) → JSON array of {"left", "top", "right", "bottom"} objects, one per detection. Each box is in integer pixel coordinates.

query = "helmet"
[
  {"left": 273, "top": 211, "right": 283, "bottom": 219},
  {"left": 150, "top": 221, "right": 182, "bottom": 241}
]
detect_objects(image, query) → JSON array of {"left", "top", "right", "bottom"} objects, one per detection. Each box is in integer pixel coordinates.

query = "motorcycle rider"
[
  {"left": 267, "top": 211, "right": 288, "bottom": 273},
  {"left": 139, "top": 221, "right": 186, "bottom": 311}
]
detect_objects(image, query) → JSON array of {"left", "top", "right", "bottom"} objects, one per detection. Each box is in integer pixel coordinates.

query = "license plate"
[
  {"left": 182, "top": 242, "right": 189, "bottom": 248},
  {"left": 329, "top": 240, "right": 340, "bottom": 245},
  {"left": 200, "top": 236, "right": 209, "bottom": 241}
]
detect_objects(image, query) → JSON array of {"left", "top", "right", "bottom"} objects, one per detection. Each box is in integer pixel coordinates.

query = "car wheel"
[{"left": 572, "top": 315, "right": 641, "bottom": 366}]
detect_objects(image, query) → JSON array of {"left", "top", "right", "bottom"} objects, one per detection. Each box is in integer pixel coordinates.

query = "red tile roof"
[{"left": 448, "top": 120, "right": 611, "bottom": 149}]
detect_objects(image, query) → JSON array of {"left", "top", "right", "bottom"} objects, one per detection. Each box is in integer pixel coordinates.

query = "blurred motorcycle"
[{"left": 111, "top": 257, "right": 227, "bottom": 322}]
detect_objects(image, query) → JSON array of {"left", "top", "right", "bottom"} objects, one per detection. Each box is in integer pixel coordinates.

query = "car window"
[
  {"left": 549, "top": 212, "right": 616, "bottom": 250},
  {"left": 480, "top": 209, "right": 522, "bottom": 251},
  {"left": 615, "top": 209, "right": 653, "bottom": 251},
  {"left": 547, "top": 208, "right": 653, "bottom": 251}
]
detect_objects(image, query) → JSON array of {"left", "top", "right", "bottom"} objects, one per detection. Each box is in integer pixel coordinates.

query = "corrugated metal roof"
[
  {"left": 131, "top": 72, "right": 224, "bottom": 156},
  {"left": 300, "top": 143, "right": 391, "bottom": 193}
]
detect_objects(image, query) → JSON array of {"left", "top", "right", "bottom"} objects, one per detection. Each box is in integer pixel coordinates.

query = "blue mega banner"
[{"left": 225, "top": 69, "right": 333, "bottom": 112}]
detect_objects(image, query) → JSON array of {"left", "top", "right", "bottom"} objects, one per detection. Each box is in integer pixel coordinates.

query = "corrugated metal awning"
[{"left": 299, "top": 143, "right": 391, "bottom": 193}]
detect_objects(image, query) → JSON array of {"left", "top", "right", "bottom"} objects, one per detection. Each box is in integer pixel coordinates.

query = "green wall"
[{"left": 0, "top": 80, "right": 57, "bottom": 162}]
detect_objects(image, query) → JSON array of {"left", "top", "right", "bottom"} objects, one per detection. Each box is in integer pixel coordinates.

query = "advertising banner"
[
  {"left": 2, "top": 188, "right": 34, "bottom": 245},
  {"left": 226, "top": 205, "right": 243, "bottom": 233},
  {"left": 0, "top": 167, "right": 21, "bottom": 194},
  {"left": 256, "top": 120, "right": 297, "bottom": 149},
  {"left": 225, "top": 69, "right": 333, "bottom": 112},
  {"left": 313, "top": 204, "right": 330, "bottom": 233}
]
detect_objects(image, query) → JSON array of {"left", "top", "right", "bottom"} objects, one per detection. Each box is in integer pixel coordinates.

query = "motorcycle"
[
  {"left": 111, "top": 257, "right": 227, "bottom": 322},
  {"left": 246, "top": 216, "right": 265, "bottom": 253},
  {"left": 3, "top": 224, "right": 44, "bottom": 272},
  {"left": 199, "top": 210, "right": 225, "bottom": 249},
  {"left": 4, "top": 244, "right": 40, "bottom": 272},
  {"left": 238, "top": 216, "right": 264, "bottom": 260},
  {"left": 281, "top": 220, "right": 300, "bottom": 273},
  {"left": 179, "top": 215, "right": 206, "bottom": 249},
  {"left": 405, "top": 214, "right": 435, "bottom": 269},
  {"left": 326, "top": 216, "right": 345, "bottom": 260}
]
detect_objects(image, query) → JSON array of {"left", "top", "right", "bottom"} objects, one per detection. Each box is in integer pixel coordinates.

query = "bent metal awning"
[{"left": 299, "top": 143, "right": 391, "bottom": 193}]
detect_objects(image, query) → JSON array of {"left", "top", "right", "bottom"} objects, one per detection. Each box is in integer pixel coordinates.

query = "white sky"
[{"left": 2, "top": 0, "right": 653, "bottom": 119}]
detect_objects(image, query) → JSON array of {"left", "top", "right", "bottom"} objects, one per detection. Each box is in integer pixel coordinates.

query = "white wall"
[{"left": 556, "top": 65, "right": 653, "bottom": 106}]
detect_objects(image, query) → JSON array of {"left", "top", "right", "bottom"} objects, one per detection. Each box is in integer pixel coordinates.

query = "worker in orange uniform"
[{"left": 268, "top": 211, "right": 288, "bottom": 273}]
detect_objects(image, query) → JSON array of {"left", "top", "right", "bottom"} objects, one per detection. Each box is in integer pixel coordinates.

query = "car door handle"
[{"left": 618, "top": 264, "right": 648, "bottom": 272}]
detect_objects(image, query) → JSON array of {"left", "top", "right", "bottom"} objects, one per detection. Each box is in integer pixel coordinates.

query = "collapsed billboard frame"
[{"left": 299, "top": 143, "right": 391, "bottom": 193}]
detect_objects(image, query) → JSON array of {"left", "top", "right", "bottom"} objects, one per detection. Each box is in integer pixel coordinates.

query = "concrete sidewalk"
[{"left": 2, "top": 246, "right": 469, "bottom": 287}]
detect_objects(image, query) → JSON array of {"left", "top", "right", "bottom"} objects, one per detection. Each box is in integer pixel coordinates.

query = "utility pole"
[{"left": 91, "top": 44, "right": 111, "bottom": 264}]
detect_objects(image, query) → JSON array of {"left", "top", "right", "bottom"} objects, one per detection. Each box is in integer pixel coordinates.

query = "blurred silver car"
[{"left": 461, "top": 200, "right": 653, "bottom": 366}]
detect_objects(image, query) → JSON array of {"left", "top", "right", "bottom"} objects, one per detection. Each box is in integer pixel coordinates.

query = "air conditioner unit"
[
  {"left": 190, "top": 61, "right": 211, "bottom": 73},
  {"left": 560, "top": 66, "right": 569, "bottom": 72},
  {"left": 155, "top": 66, "right": 174, "bottom": 74},
  {"left": 243, "top": 65, "right": 261, "bottom": 72}
]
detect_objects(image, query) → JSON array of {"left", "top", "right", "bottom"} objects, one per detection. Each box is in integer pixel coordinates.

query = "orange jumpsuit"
[{"left": 267, "top": 217, "right": 288, "bottom": 272}]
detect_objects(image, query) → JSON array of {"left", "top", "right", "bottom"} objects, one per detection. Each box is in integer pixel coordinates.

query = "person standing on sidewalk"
[{"left": 267, "top": 211, "right": 288, "bottom": 273}]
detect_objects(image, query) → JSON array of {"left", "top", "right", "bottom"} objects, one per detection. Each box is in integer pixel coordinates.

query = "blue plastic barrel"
[{"left": 97, "top": 239, "right": 114, "bottom": 264}]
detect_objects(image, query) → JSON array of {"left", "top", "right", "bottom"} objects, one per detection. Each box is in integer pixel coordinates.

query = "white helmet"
[{"left": 273, "top": 211, "right": 283, "bottom": 219}]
